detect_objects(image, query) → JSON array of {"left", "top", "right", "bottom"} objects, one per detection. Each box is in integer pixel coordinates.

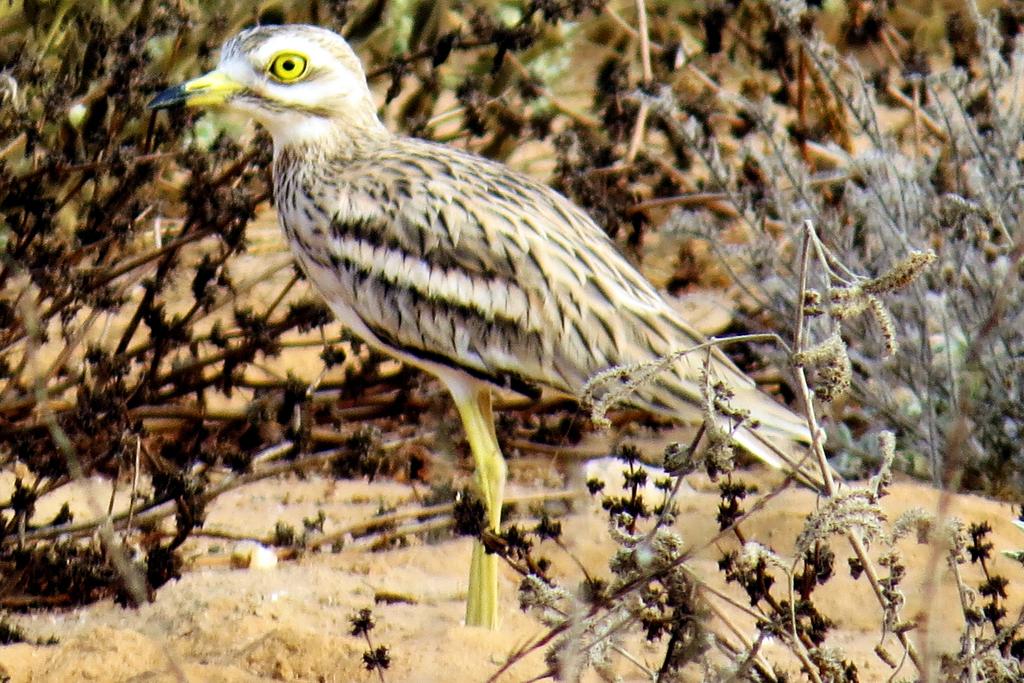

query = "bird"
[{"left": 149, "top": 24, "right": 810, "bottom": 629}]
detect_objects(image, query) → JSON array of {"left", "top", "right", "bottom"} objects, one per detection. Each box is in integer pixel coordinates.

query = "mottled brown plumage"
[
  {"left": 273, "top": 135, "right": 809, "bottom": 454},
  {"left": 149, "top": 24, "right": 810, "bottom": 629}
]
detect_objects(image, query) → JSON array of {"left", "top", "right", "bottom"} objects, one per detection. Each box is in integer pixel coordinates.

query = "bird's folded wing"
[
  {"left": 314, "top": 140, "right": 739, "bottom": 389},
  {"left": 306, "top": 139, "right": 810, "bottom": 465}
]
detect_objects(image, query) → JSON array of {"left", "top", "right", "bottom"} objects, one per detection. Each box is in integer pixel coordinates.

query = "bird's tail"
[
  {"left": 593, "top": 308, "right": 813, "bottom": 473},
  {"left": 631, "top": 362, "right": 812, "bottom": 471}
]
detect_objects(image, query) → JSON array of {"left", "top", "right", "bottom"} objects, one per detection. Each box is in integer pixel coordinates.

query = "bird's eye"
[{"left": 268, "top": 52, "right": 308, "bottom": 82}]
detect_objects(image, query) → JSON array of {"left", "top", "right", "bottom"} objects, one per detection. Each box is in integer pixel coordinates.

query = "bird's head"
[{"left": 149, "top": 24, "right": 386, "bottom": 146}]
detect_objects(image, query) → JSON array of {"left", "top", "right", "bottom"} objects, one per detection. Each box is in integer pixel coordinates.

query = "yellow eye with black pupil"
[{"left": 269, "top": 53, "right": 307, "bottom": 82}]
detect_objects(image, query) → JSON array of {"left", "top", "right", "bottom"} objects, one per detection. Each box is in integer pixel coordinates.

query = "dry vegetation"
[{"left": 2, "top": 0, "right": 1024, "bottom": 681}]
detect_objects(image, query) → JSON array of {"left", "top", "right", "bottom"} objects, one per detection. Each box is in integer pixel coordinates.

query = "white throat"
[{"left": 260, "top": 113, "right": 341, "bottom": 148}]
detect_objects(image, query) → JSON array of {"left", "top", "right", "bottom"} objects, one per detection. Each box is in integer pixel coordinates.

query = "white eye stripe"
[{"left": 252, "top": 36, "right": 331, "bottom": 68}]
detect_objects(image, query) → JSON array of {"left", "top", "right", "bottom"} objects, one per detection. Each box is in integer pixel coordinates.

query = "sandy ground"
[{"left": 2, "top": 462, "right": 1022, "bottom": 683}]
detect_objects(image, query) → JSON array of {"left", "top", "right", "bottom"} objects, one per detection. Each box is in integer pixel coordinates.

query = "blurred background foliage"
[{"left": 1, "top": 0, "right": 1023, "bottom": 610}]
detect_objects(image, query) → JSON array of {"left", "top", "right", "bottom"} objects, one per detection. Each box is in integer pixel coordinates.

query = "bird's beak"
[{"left": 148, "top": 69, "right": 244, "bottom": 110}]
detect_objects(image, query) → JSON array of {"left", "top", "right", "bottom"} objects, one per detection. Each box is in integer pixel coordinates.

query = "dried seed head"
[
  {"left": 794, "top": 332, "right": 852, "bottom": 402},
  {"left": 867, "top": 295, "right": 898, "bottom": 357},
  {"left": 803, "top": 288, "right": 825, "bottom": 316},
  {"left": 828, "top": 286, "right": 871, "bottom": 320},
  {"left": 736, "top": 541, "right": 788, "bottom": 574},
  {"left": 889, "top": 509, "right": 933, "bottom": 545},
  {"left": 795, "top": 492, "right": 885, "bottom": 556},
  {"left": 704, "top": 425, "right": 737, "bottom": 476},
  {"left": 518, "top": 574, "right": 572, "bottom": 626},
  {"left": 662, "top": 441, "right": 696, "bottom": 476},
  {"left": 860, "top": 250, "right": 936, "bottom": 295}
]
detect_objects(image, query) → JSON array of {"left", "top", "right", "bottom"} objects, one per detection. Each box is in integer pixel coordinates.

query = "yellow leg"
[{"left": 454, "top": 385, "right": 506, "bottom": 629}]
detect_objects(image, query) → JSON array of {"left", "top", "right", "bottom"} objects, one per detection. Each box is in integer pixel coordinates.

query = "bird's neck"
[
  {"left": 266, "top": 111, "right": 390, "bottom": 159},
  {"left": 271, "top": 121, "right": 390, "bottom": 192}
]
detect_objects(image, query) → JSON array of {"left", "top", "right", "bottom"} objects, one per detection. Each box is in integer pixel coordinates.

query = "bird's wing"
[{"left": 313, "top": 139, "right": 808, "bottom": 464}]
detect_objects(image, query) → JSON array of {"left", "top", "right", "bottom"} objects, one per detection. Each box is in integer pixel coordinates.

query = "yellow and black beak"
[{"left": 148, "top": 70, "right": 244, "bottom": 110}]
